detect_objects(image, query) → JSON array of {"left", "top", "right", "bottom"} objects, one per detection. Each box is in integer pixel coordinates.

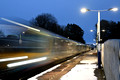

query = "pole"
[
  {"left": 97, "top": 11, "right": 101, "bottom": 69},
  {"left": 19, "top": 34, "right": 22, "bottom": 44}
]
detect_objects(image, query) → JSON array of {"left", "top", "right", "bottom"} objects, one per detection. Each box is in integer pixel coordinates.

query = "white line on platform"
[{"left": 28, "top": 64, "right": 61, "bottom": 80}]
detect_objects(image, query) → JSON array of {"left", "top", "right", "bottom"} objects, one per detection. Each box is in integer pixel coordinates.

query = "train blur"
[{"left": 0, "top": 18, "right": 90, "bottom": 79}]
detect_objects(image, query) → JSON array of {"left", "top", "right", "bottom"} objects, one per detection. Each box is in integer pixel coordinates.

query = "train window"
[
  {"left": 0, "top": 35, "right": 5, "bottom": 38},
  {"left": 20, "top": 30, "right": 50, "bottom": 42},
  {"left": 7, "top": 35, "right": 18, "bottom": 39},
  {"left": 61, "top": 40, "right": 64, "bottom": 42},
  {"left": 0, "top": 30, "right": 5, "bottom": 38},
  {"left": 65, "top": 40, "right": 69, "bottom": 42}
]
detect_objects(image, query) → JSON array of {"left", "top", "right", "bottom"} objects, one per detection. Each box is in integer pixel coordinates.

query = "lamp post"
[
  {"left": 81, "top": 7, "right": 118, "bottom": 69},
  {"left": 19, "top": 32, "right": 25, "bottom": 44}
]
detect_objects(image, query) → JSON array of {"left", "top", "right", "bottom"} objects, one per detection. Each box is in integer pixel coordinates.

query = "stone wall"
[{"left": 101, "top": 39, "right": 120, "bottom": 80}]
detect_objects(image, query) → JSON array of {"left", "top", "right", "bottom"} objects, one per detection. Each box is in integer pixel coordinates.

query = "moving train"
[{"left": 0, "top": 18, "right": 90, "bottom": 79}]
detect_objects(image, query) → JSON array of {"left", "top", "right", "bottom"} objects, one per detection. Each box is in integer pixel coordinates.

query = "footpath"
[{"left": 29, "top": 50, "right": 106, "bottom": 80}]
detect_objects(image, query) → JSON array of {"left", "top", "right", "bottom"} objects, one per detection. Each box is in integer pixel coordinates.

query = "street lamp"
[
  {"left": 90, "top": 30, "right": 94, "bottom": 32},
  {"left": 109, "top": 8, "right": 118, "bottom": 11},
  {"left": 81, "top": 8, "right": 90, "bottom": 13},
  {"left": 102, "top": 29, "right": 105, "bottom": 32},
  {"left": 81, "top": 7, "right": 118, "bottom": 68}
]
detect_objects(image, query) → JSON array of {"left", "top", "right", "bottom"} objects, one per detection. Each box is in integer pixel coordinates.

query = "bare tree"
[{"left": 31, "top": 13, "right": 57, "bottom": 29}]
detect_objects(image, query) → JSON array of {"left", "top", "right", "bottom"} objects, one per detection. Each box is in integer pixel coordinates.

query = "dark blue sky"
[{"left": 0, "top": 0, "right": 120, "bottom": 43}]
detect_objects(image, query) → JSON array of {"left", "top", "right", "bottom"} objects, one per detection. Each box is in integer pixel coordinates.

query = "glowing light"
[
  {"left": 23, "top": 32, "right": 25, "bottom": 34},
  {"left": 0, "top": 56, "right": 28, "bottom": 62},
  {"left": 102, "top": 30, "right": 105, "bottom": 32},
  {"left": 93, "top": 43, "right": 96, "bottom": 46},
  {"left": 1, "top": 18, "right": 40, "bottom": 32},
  {"left": 90, "top": 30, "right": 94, "bottom": 32},
  {"left": 81, "top": 8, "right": 89, "bottom": 13},
  {"left": 7, "top": 57, "right": 47, "bottom": 67},
  {"left": 93, "top": 39, "right": 96, "bottom": 41},
  {"left": 109, "top": 8, "right": 118, "bottom": 11}
]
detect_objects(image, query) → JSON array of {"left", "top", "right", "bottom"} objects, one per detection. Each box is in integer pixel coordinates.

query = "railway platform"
[{"left": 29, "top": 50, "right": 106, "bottom": 80}]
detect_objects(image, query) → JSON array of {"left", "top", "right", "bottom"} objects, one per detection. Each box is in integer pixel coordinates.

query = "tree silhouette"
[
  {"left": 109, "top": 21, "right": 120, "bottom": 39},
  {"left": 95, "top": 19, "right": 120, "bottom": 43},
  {"left": 64, "top": 24, "right": 85, "bottom": 43},
  {"left": 30, "top": 13, "right": 86, "bottom": 43},
  {"left": 31, "top": 13, "right": 57, "bottom": 30}
]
